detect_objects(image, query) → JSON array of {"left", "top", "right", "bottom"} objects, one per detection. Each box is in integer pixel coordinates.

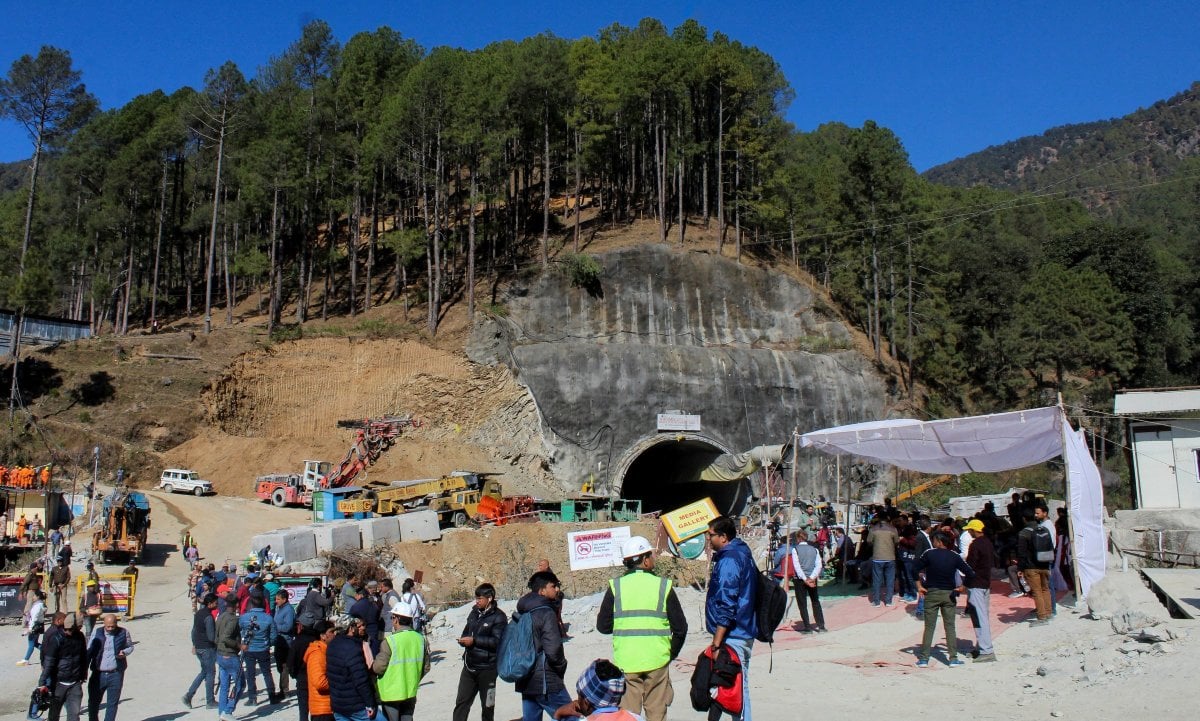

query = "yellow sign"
[{"left": 661, "top": 497, "right": 719, "bottom": 543}]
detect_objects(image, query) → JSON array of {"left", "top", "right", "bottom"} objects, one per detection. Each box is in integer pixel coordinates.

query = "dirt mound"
[
  {"left": 165, "top": 337, "right": 558, "bottom": 498},
  {"left": 387, "top": 520, "right": 709, "bottom": 605}
]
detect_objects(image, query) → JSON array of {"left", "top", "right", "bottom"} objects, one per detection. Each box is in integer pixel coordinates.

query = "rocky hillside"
[{"left": 925, "top": 82, "right": 1200, "bottom": 209}]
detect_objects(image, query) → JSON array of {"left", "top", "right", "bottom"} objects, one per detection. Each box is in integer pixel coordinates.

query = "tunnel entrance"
[{"left": 618, "top": 438, "right": 749, "bottom": 515}]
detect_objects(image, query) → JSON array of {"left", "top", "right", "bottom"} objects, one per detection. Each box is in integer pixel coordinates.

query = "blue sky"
[{"left": 1, "top": 1, "right": 1196, "bottom": 171}]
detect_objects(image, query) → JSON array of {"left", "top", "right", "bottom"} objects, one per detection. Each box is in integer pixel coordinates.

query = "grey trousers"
[{"left": 966, "top": 587, "right": 993, "bottom": 655}]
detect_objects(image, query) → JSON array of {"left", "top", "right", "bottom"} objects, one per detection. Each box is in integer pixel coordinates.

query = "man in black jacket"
[
  {"left": 41, "top": 612, "right": 88, "bottom": 721},
  {"left": 1017, "top": 508, "right": 1052, "bottom": 623},
  {"left": 453, "top": 583, "right": 508, "bottom": 721},
  {"left": 184, "top": 593, "right": 218, "bottom": 709},
  {"left": 296, "top": 578, "right": 332, "bottom": 630},
  {"left": 515, "top": 571, "right": 569, "bottom": 721},
  {"left": 915, "top": 531, "right": 974, "bottom": 668},
  {"left": 289, "top": 623, "right": 322, "bottom": 721},
  {"left": 326, "top": 619, "right": 377, "bottom": 721}
]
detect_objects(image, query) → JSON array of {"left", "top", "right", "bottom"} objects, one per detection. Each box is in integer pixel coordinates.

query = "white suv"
[{"left": 159, "top": 469, "right": 214, "bottom": 496}]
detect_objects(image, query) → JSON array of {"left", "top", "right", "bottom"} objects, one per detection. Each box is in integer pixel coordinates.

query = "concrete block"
[
  {"left": 310, "top": 521, "right": 362, "bottom": 554},
  {"left": 251, "top": 528, "right": 318, "bottom": 565},
  {"left": 397, "top": 509, "right": 441, "bottom": 542},
  {"left": 359, "top": 516, "right": 402, "bottom": 549}
]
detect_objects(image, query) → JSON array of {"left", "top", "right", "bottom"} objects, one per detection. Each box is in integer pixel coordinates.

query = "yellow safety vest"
[
  {"left": 376, "top": 630, "right": 424, "bottom": 702},
  {"left": 610, "top": 571, "right": 672, "bottom": 673}
]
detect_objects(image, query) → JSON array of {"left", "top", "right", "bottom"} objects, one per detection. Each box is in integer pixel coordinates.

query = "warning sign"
[
  {"left": 567, "top": 526, "right": 632, "bottom": 571},
  {"left": 661, "top": 497, "right": 719, "bottom": 543}
]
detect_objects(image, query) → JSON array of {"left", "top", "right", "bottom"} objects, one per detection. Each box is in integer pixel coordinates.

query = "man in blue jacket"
[
  {"left": 239, "top": 591, "right": 280, "bottom": 705},
  {"left": 705, "top": 516, "right": 758, "bottom": 721},
  {"left": 326, "top": 617, "right": 377, "bottom": 721}
]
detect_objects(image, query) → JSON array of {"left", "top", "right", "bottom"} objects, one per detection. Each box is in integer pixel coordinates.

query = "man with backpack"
[
  {"left": 703, "top": 516, "right": 757, "bottom": 721},
  {"left": 513, "top": 571, "right": 570, "bottom": 721},
  {"left": 595, "top": 536, "right": 687, "bottom": 721},
  {"left": 1017, "top": 508, "right": 1053, "bottom": 624}
]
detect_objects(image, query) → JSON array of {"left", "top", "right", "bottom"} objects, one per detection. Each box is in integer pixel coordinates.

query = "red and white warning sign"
[{"left": 567, "top": 526, "right": 631, "bottom": 571}]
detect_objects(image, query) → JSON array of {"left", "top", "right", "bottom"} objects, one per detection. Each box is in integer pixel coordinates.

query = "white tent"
[{"left": 799, "top": 406, "right": 1105, "bottom": 599}]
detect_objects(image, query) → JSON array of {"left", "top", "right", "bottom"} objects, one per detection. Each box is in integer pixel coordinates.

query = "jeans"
[
  {"left": 722, "top": 636, "right": 754, "bottom": 721},
  {"left": 520, "top": 688, "right": 572, "bottom": 721},
  {"left": 1048, "top": 570, "right": 1059, "bottom": 615},
  {"left": 871, "top": 560, "right": 896, "bottom": 605},
  {"left": 24, "top": 630, "right": 40, "bottom": 660},
  {"left": 334, "top": 710, "right": 375, "bottom": 721},
  {"left": 186, "top": 647, "right": 217, "bottom": 706},
  {"left": 453, "top": 666, "right": 498, "bottom": 721},
  {"left": 919, "top": 589, "right": 958, "bottom": 662},
  {"left": 966, "top": 588, "right": 993, "bottom": 655},
  {"left": 87, "top": 669, "right": 124, "bottom": 721},
  {"left": 901, "top": 559, "right": 919, "bottom": 599},
  {"left": 48, "top": 680, "right": 83, "bottom": 721},
  {"left": 217, "top": 653, "right": 244, "bottom": 717},
  {"left": 244, "top": 649, "right": 277, "bottom": 701}
]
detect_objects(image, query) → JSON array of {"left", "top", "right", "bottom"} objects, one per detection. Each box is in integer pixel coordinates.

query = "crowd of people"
[
  {"left": 767, "top": 492, "right": 1072, "bottom": 666},
  {"left": 173, "top": 515, "right": 763, "bottom": 721}
]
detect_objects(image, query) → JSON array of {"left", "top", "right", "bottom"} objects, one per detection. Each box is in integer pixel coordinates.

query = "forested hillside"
[{"left": 1, "top": 18, "right": 1197, "bottom": 429}]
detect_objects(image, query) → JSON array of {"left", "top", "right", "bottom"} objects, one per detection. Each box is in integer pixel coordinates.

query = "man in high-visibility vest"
[
  {"left": 595, "top": 536, "right": 688, "bottom": 721},
  {"left": 371, "top": 599, "right": 430, "bottom": 721}
]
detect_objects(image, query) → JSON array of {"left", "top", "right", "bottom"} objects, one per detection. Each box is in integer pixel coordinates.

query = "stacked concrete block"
[
  {"left": 251, "top": 528, "right": 318, "bottom": 565},
  {"left": 310, "top": 520, "right": 363, "bottom": 554},
  {"left": 397, "top": 509, "right": 441, "bottom": 542},
  {"left": 358, "top": 516, "right": 402, "bottom": 549}
]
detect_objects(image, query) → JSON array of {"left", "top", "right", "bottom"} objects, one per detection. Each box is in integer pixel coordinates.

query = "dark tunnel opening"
[{"left": 619, "top": 439, "right": 749, "bottom": 515}]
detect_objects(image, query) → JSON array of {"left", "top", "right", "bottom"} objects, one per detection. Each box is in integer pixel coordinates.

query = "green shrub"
[{"left": 562, "top": 253, "right": 603, "bottom": 294}]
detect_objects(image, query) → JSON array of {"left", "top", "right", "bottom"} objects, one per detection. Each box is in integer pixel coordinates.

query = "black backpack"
[
  {"left": 754, "top": 569, "right": 788, "bottom": 644},
  {"left": 1033, "top": 524, "right": 1055, "bottom": 563}
]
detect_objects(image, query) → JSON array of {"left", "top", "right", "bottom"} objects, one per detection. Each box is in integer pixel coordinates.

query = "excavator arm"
[{"left": 321, "top": 415, "right": 421, "bottom": 489}]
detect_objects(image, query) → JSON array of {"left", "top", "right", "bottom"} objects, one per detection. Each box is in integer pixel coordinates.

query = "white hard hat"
[
  {"left": 622, "top": 536, "right": 653, "bottom": 559},
  {"left": 390, "top": 600, "right": 416, "bottom": 618}
]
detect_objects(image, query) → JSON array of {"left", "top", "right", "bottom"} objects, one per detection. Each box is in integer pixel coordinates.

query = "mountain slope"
[{"left": 924, "top": 82, "right": 1200, "bottom": 210}]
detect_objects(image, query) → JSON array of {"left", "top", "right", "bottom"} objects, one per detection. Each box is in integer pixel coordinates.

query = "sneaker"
[
  {"left": 816, "top": 626, "right": 829, "bottom": 633},
  {"left": 1029, "top": 618, "right": 1050, "bottom": 626},
  {"left": 1008, "top": 591, "right": 1025, "bottom": 598},
  {"left": 948, "top": 659, "right": 965, "bottom": 667},
  {"left": 970, "top": 648, "right": 980, "bottom": 659},
  {"left": 885, "top": 602, "right": 896, "bottom": 608},
  {"left": 916, "top": 659, "right": 929, "bottom": 668},
  {"left": 15, "top": 659, "right": 27, "bottom": 666},
  {"left": 974, "top": 653, "right": 997, "bottom": 663},
  {"left": 205, "top": 703, "right": 219, "bottom": 710},
  {"left": 182, "top": 695, "right": 192, "bottom": 708}
]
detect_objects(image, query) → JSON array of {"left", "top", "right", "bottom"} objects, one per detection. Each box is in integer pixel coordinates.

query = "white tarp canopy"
[{"left": 800, "top": 406, "right": 1106, "bottom": 599}]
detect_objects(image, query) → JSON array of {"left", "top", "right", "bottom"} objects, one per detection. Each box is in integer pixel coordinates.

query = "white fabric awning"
[
  {"left": 799, "top": 406, "right": 1064, "bottom": 475},
  {"left": 799, "top": 405, "right": 1106, "bottom": 599}
]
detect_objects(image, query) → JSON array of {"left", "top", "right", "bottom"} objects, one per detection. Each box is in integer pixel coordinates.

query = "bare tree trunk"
[
  {"left": 717, "top": 89, "right": 725, "bottom": 251},
  {"left": 365, "top": 169, "right": 378, "bottom": 312},
  {"left": 573, "top": 130, "right": 581, "bottom": 253},
  {"left": 204, "top": 110, "right": 226, "bottom": 334},
  {"left": 677, "top": 116, "right": 684, "bottom": 246},
  {"left": 541, "top": 106, "right": 550, "bottom": 268},
  {"left": 121, "top": 242, "right": 134, "bottom": 335},
  {"left": 268, "top": 186, "right": 280, "bottom": 333},
  {"left": 349, "top": 173, "right": 360, "bottom": 317},
  {"left": 223, "top": 187, "right": 234, "bottom": 327},
  {"left": 468, "top": 165, "right": 477, "bottom": 325},
  {"left": 150, "top": 161, "right": 168, "bottom": 329}
]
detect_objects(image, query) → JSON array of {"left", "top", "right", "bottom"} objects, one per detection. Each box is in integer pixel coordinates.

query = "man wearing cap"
[
  {"left": 703, "top": 516, "right": 757, "bottom": 721},
  {"left": 185, "top": 593, "right": 219, "bottom": 709},
  {"left": 215, "top": 593, "right": 244, "bottom": 721},
  {"left": 50, "top": 558, "right": 71, "bottom": 614},
  {"left": 454, "top": 583, "right": 508, "bottom": 721},
  {"left": 554, "top": 659, "right": 640, "bottom": 721},
  {"left": 41, "top": 612, "right": 88, "bottom": 721},
  {"left": 595, "top": 536, "right": 686, "bottom": 721},
  {"left": 240, "top": 589, "right": 280, "bottom": 705},
  {"left": 372, "top": 599, "right": 430, "bottom": 721},
  {"left": 963, "top": 519, "right": 996, "bottom": 662},
  {"left": 78, "top": 580, "right": 102, "bottom": 639}
]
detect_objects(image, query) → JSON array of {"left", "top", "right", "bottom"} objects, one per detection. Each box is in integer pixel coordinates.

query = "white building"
[{"left": 1114, "top": 388, "right": 1200, "bottom": 509}]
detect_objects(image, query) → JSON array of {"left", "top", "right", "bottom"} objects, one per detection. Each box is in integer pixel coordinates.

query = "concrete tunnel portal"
[{"left": 616, "top": 436, "right": 749, "bottom": 515}]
